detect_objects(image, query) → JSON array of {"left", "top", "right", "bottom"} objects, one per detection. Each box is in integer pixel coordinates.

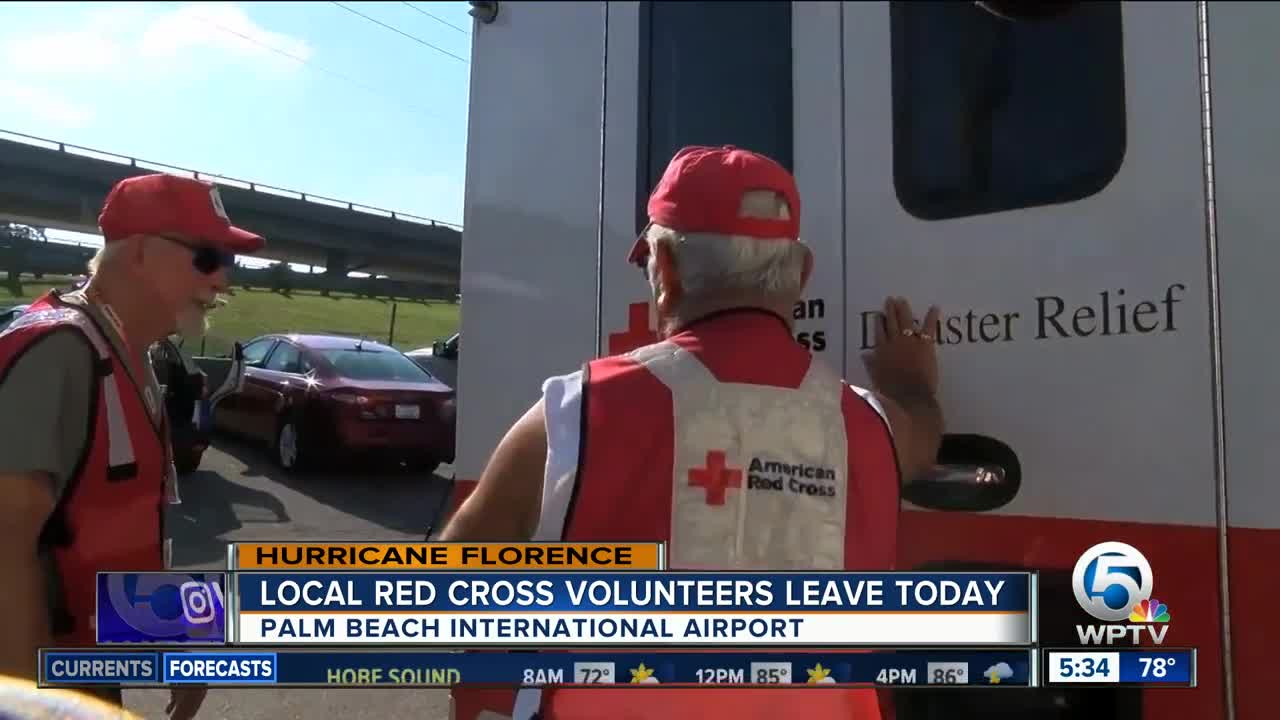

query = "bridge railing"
[
  {"left": 0, "top": 129, "right": 463, "bottom": 231},
  {"left": 3, "top": 247, "right": 458, "bottom": 301}
]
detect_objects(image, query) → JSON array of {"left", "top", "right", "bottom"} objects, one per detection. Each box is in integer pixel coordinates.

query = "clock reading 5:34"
[
  {"left": 1047, "top": 651, "right": 1122, "bottom": 683},
  {"left": 1060, "top": 656, "right": 1111, "bottom": 677}
]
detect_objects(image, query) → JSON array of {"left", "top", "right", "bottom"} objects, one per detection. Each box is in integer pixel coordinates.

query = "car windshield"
[{"left": 318, "top": 348, "right": 434, "bottom": 382}]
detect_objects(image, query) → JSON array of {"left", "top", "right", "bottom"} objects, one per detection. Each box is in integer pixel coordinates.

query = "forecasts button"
[{"left": 163, "top": 653, "right": 278, "bottom": 684}]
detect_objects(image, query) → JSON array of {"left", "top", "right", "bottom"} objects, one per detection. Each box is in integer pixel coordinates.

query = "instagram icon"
[{"left": 179, "top": 579, "right": 225, "bottom": 625}]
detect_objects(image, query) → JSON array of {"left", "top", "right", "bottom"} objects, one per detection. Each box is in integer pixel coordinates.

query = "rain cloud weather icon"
[{"left": 984, "top": 663, "right": 1014, "bottom": 684}]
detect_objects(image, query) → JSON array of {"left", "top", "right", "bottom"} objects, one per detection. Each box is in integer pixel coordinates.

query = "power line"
[
  {"left": 331, "top": 1, "right": 468, "bottom": 64},
  {"left": 167, "top": 2, "right": 450, "bottom": 121},
  {"left": 401, "top": 2, "right": 470, "bottom": 35}
]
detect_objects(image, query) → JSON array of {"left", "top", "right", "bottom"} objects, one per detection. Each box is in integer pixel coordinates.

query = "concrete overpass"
[{"left": 0, "top": 131, "right": 462, "bottom": 288}]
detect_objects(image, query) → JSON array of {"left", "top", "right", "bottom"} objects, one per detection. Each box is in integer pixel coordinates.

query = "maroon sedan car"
[{"left": 213, "top": 333, "right": 456, "bottom": 473}]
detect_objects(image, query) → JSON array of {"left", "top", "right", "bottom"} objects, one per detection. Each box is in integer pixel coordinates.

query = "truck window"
[
  {"left": 638, "top": 0, "right": 793, "bottom": 232},
  {"left": 890, "top": 1, "right": 1126, "bottom": 221}
]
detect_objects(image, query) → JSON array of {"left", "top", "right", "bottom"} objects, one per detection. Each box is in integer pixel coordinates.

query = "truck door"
[
  {"left": 593, "top": 2, "right": 1228, "bottom": 718},
  {"left": 1204, "top": 3, "right": 1280, "bottom": 717},
  {"left": 840, "top": 2, "right": 1222, "bottom": 719}
]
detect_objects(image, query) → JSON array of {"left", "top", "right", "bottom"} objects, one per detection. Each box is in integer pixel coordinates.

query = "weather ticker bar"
[{"left": 40, "top": 648, "right": 1034, "bottom": 688}]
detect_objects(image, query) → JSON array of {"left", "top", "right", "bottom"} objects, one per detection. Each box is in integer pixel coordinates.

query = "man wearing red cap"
[
  {"left": 443, "top": 146, "right": 944, "bottom": 720},
  {"left": 0, "top": 173, "right": 264, "bottom": 718}
]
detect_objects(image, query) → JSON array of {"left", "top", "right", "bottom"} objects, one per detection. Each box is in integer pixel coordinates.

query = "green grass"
[{"left": 2, "top": 277, "right": 460, "bottom": 357}]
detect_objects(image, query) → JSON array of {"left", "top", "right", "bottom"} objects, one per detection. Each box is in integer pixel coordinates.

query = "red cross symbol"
[
  {"left": 688, "top": 450, "right": 743, "bottom": 506},
  {"left": 607, "top": 302, "right": 658, "bottom": 355}
]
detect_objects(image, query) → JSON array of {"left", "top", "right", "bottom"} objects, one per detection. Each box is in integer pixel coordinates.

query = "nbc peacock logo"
[{"left": 1130, "top": 598, "right": 1171, "bottom": 624}]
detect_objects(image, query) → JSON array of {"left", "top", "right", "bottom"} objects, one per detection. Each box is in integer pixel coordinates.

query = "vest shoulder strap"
[
  {"left": 626, "top": 340, "right": 713, "bottom": 389},
  {"left": 6, "top": 303, "right": 112, "bottom": 363},
  {"left": 12, "top": 301, "right": 140, "bottom": 485}
]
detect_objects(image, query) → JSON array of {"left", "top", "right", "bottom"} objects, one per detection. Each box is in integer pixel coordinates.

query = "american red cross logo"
[
  {"left": 688, "top": 450, "right": 743, "bottom": 506},
  {"left": 608, "top": 302, "right": 658, "bottom": 355}
]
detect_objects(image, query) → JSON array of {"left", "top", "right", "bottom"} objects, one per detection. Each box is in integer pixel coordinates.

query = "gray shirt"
[{"left": 0, "top": 291, "right": 164, "bottom": 502}]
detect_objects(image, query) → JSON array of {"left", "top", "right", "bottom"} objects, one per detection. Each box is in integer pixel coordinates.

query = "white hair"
[
  {"left": 87, "top": 240, "right": 127, "bottom": 276},
  {"left": 644, "top": 189, "right": 808, "bottom": 299}
]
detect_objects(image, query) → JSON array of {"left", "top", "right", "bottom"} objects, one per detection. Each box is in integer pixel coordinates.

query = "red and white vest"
[
  {"left": 0, "top": 292, "right": 168, "bottom": 647},
  {"left": 452, "top": 310, "right": 901, "bottom": 720}
]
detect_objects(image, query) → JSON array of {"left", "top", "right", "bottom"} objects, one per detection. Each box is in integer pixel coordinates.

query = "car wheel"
[{"left": 275, "top": 419, "right": 304, "bottom": 472}]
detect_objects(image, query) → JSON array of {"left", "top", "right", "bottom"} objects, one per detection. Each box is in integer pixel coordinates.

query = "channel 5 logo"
[
  {"left": 96, "top": 572, "right": 226, "bottom": 644},
  {"left": 1072, "top": 542, "right": 1171, "bottom": 645}
]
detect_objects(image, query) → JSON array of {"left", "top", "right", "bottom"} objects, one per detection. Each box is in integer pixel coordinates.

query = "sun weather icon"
[
  {"left": 629, "top": 663, "right": 659, "bottom": 684},
  {"left": 1130, "top": 598, "right": 1171, "bottom": 623},
  {"left": 806, "top": 663, "right": 836, "bottom": 684}
]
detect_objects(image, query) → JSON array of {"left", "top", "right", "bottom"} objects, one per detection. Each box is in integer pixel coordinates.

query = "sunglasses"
[{"left": 159, "top": 235, "right": 236, "bottom": 275}]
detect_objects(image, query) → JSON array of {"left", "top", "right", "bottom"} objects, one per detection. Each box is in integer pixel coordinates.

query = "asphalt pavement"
[{"left": 122, "top": 435, "right": 457, "bottom": 720}]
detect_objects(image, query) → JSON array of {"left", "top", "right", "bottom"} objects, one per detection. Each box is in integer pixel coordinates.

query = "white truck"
[{"left": 448, "top": 2, "right": 1275, "bottom": 718}]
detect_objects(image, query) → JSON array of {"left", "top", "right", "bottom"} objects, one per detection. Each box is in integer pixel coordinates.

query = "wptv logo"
[{"left": 1072, "top": 541, "right": 1171, "bottom": 646}]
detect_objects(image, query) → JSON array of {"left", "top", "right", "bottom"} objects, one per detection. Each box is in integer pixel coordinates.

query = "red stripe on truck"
[{"left": 440, "top": 486, "right": 1268, "bottom": 717}]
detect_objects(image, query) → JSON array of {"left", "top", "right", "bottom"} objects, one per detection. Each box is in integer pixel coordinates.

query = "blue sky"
[{"left": 0, "top": 1, "right": 472, "bottom": 266}]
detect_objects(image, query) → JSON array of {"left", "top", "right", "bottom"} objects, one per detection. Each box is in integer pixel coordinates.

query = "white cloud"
[
  {"left": 138, "top": 3, "right": 313, "bottom": 70},
  {"left": 0, "top": 79, "right": 94, "bottom": 128},
  {"left": 3, "top": 3, "right": 312, "bottom": 76},
  {"left": 4, "top": 25, "right": 126, "bottom": 75}
]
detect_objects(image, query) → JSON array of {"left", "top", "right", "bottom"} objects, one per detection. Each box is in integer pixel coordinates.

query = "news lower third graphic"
[
  {"left": 1071, "top": 541, "right": 1171, "bottom": 646},
  {"left": 96, "top": 572, "right": 227, "bottom": 645},
  {"left": 39, "top": 649, "right": 1034, "bottom": 688}
]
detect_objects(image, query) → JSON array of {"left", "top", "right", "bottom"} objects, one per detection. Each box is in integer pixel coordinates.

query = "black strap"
[
  {"left": 106, "top": 463, "right": 139, "bottom": 482},
  {"left": 38, "top": 514, "right": 72, "bottom": 547},
  {"left": 50, "top": 606, "right": 76, "bottom": 635}
]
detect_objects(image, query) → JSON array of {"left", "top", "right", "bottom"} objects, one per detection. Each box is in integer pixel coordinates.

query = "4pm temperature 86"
[{"left": 926, "top": 662, "right": 970, "bottom": 684}]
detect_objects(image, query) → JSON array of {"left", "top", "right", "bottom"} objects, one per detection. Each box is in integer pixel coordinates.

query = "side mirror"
[
  {"left": 902, "top": 434, "right": 1021, "bottom": 513},
  {"left": 208, "top": 342, "right": 248, "bottom": 408},
  {"left": 432, "top": 340, "right": 447, "bottom": 357}
]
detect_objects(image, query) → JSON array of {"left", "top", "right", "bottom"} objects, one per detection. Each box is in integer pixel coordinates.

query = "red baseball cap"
[
  {"left": 628, "top": 145, "right": 800, "bottom": 266},
  {"left": 98, "top": 173, "right": 265, "bottom": 253}
]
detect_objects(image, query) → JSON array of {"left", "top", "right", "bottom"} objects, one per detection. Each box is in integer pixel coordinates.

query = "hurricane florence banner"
[
  {"left": 233, "top": 572, "right": 1033, "bottom": 646},
  {"left": 96, "top": 572, "right": 227, "bottom": 645}
]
